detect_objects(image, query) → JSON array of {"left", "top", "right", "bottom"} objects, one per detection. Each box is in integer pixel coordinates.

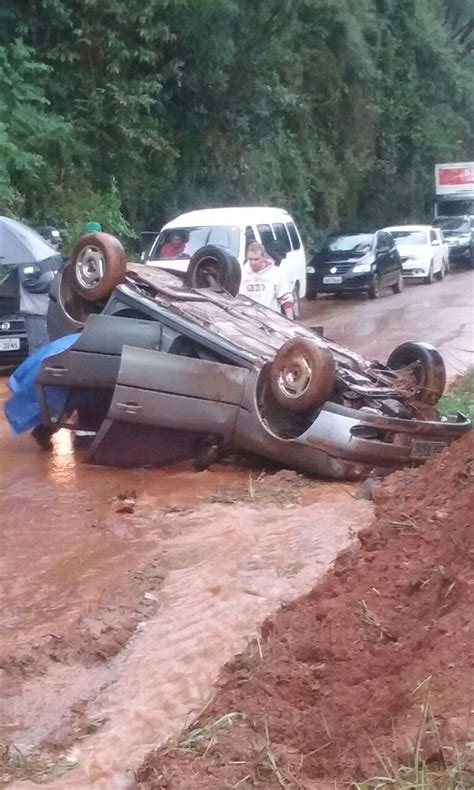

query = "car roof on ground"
[{"left": 162, "top": 207, "right": 294, "bottom": 228}]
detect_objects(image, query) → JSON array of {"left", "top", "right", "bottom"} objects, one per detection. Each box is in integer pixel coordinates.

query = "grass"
[
  {"left": 354, "top": 690, "right": 474, "bottom": 790},
  {"left": 438, "top": 368, "right": 474, "bottom": 423}
]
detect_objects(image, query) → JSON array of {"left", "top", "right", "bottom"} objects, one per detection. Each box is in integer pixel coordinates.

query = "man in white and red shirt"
[{"left": 239, "top": 241, "right": 294, "bottom": 319}]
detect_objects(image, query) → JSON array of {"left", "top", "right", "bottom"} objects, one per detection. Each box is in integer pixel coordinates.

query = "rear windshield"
[
  {"left": 390, "top": 230, "right": 428, "bottom": 245},
  {"left": 320, "top": 233, "right": 373, "bottom": 257},
  {"left": 432, "top": 218, "right": 470, "bottom": 233},
  {"left": 150, "top": 226, "right": 241, "bottom": 260}
]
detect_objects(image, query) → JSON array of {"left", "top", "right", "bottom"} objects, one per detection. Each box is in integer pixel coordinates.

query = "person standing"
[
  {"left": 239, "top": 241, "right": 294, "bottom": 318},
  {"left": 19, "top": 252, "right": 62, "bottom": 354}
]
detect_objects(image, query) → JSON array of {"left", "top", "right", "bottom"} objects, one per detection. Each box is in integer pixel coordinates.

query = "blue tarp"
[{"left": 4, "top": 334, "right": 80, "bottom": 434}]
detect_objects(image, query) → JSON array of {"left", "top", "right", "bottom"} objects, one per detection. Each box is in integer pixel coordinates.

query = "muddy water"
[
  {"left": 10, "top": 497, "right": 371, "bottom": 790},
  {"left": 1, "top": 380, "right": 372, "bottom": 789}
]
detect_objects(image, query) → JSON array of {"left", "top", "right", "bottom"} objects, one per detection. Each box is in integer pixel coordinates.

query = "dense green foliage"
[{"left": 1, "top": 0, "right": 473, "bottom": 242}]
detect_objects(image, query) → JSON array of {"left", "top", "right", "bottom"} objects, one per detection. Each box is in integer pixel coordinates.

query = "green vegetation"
[
  {"left": 439, "top": 368, "right": 474, "bottom": 423},
  {"left": 1, "top": 0, "right": 473, "bottom": 243}
]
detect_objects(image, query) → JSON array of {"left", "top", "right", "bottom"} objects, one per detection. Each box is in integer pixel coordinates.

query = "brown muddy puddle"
[{"left": 0, "top": 381, "right": 372, "bottom": 789}]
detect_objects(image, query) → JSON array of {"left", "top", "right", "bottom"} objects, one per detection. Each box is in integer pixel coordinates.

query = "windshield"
[
  {"left": 437, "top": 199, "right": 474, "bottom": 217},
  {"left": 432, "top": 218, "right": 470, "bottom": 234},
  {"left": 151, "top": 226, "right": 241, "bottom": 260},
  {"left": 320, "top": 233, "right": 374, "bottom": 257},
  {"left": 390, "top": 230, "right": 428, "bottom": 245}
]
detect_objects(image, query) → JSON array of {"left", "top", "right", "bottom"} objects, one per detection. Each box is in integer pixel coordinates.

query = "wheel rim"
[
  {"left": 276, "top": 354, "right": 312, "bottom": 400},
  {"left": 75, "top": 246, "right": 105, "bottom": 290}
]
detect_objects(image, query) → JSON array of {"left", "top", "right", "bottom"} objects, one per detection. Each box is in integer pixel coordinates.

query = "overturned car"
[{"left": 37, "top": 232, "right": 470, "bottom": 480}]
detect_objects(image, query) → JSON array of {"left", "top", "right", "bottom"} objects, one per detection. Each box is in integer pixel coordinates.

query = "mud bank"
[{"left": 136, "top": 432, "right": 474, "bottom": 788}]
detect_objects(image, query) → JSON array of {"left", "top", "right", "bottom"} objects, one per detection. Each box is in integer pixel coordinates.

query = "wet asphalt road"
[{"left": 301, "top": 267, "right": 474, "bottom": 378}]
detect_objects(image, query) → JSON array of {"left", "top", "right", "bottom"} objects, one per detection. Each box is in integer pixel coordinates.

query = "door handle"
[
  {"left": 43, "top": 366, "right": 68, "bottom": 377},
  {"left": 116, "top": 402, "right": 142, "bottom": 415}
]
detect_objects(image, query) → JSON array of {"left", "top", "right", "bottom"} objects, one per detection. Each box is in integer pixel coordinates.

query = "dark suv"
[
  {"left": 432, "top": 216, "right": 474, "bottom": 267},
  {"left": 306, "top": 230, "right": 403, "bottom": 299}
]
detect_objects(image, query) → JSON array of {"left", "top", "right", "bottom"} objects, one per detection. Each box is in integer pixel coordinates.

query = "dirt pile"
[{"left": 136, "top": 432, "right": 474, "bottom": 788}]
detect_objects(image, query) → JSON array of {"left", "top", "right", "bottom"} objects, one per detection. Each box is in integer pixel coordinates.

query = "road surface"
[{"left": 301, "top": 267, "right": 474, "bottom": 378}]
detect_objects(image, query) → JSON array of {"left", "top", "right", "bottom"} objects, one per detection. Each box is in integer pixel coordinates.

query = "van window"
[
  {"left": 272, "top": 223, "right": 291, "bottom": 255},
  {"left": 286, "top": 222, "right": 301, "bottom": 250},
  {"left": 257, "top": 224, "right": 275, "bottom": 250},
  {"left": 430, "top": 229, "right": 437, "bottom": 244},
  {"left": 151, "top": 226, "right": 240, "bottom": 260}
]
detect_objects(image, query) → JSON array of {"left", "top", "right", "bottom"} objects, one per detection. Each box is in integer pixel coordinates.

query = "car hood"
[
  {"left": 395, "top": 244, "right": 430, "bottom": 258},
  {"left": 316, "top": 255, "right": 372, "bottom": 266}
]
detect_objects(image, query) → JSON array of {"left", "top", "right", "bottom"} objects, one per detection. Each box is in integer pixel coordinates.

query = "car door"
[
  {"left": 89, "top": 346, "right": 251, "bottom": 466},
  {"left": 374, "top": 232, "right": 391, "bottom": 285}
]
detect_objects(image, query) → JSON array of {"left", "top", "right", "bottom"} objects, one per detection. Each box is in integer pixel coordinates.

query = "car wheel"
[
  {"left": 292, "top": 282, "right": 300, "bottom": 319},
  {"left": 387, "top": 341, "right": 446, "bottom": 405},
  {"left": 424, "top": 262, "right": 434, "bottom": 285},
  {"left": 368, "top": 273, "right": 380, "bottom": 299},
  {"left": 392, "top": 270, "right": 404, "bottom": 294},
  {"left": 435, "top": 260, "right": 445, "bottom": 281},
  {"left": 186, "top": 245, "right": 241, "bottom": 296},
  {"left": 71, "top": 232, "right": 127, "bottom": 301},
  {"left": 270, "top": 337, "right": 336, "bottom": 413}
]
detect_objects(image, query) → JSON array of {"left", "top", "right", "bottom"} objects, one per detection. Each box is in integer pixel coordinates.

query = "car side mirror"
[{"left": 431, "top": 239, "right": 440, "bottom": 246}]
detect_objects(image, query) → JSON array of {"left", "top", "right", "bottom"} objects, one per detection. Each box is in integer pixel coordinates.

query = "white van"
[{"left": 145, "top": 207, "right": 307, "bottom": 316}]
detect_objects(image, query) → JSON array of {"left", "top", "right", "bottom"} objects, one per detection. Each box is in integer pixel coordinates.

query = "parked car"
[
  {"left": 144, "top": 207, "right": 307, "bottom": 318},
  {"left": 384, "top": 225, "right": 449, "bottom": 283},
  {"left": 0, "top": 265, "right": 28, "bottom": 365},
  {"left": 38, "top": 232, "right": 470, "bottom": 480},
  {"left": 432, "top": 216, "right": 474, "bottom": 268},
  {"left": 305, "top": 230, "right": 403, "bottom": 300}
]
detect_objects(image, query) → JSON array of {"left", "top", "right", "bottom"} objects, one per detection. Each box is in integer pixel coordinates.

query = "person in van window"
[
  {"left": 160, "top": 232, "right": 186, "bottom": 259},
  {"left": 19, "top": 252, "right": 63, "bottom": 354},
  {"left": 239, "top": 241, "right": 294, "bottom": 319}
]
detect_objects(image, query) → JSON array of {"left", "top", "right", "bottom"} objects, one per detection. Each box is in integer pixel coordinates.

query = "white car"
[
  {"left": 145, "top": 207, "right": 307, "bottom": 317},
  {"left": 383, "top": 225, "right": 449, "bottom": 284}
]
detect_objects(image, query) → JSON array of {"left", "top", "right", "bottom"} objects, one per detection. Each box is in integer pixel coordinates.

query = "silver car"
[{"left": 38, "top": 232, "right": 470, "bottom": 480}]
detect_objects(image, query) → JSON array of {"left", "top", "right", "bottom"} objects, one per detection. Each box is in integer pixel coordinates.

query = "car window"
[
  {"left": 272, "top": 223, "right": 291, "bottom": 255},
  {"left": 433, "top": 217, "right": 469, "bottom": 233},
  {"left": 390, "top": 230, "right": 428, "bottom": 245},
  {"left": 151, "top": 226, "right": 240, "bottom": 260},
  {"left": 286, "top": 222, "right": 301, "bottom": 250},
  {"left": 430, "top": 230, "right": 437, "bottom": 244},
  {"left": 257, "top": 224, "right": 275, "bottom": 250},
  {"left": 245, "top": 225, "right": 256, "bottom": 249},
  {"left": 376, "top": 233, "right": 389, "bottom": 251}
]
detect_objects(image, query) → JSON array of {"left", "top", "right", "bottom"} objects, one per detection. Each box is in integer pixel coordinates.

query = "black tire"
[
  {"left": 387, "top": 341, "right": 446, "bottom": 405},
  {"left": 435, "top": 260, "right": 445, "bottom": 281},
  {"left": 392, "top": 270, "right": 404, "bottom": 294},
  {"left": 270, "top": 337, "right": 336, "bottom": 413},
  {"left": 71, "top": 232, "right": 127, "bottom": 301},
  {"left": 424, "top": 262, "right": 434, "bottom": 285},
  {"left": 292, "top": 282, "right": 300, "bottom": 319},
  {"left": 186, "top": 245, "right": 241, "bottom": 296},
  {"left": 368, "top": 273, "right": 380, "bottom": 299}
]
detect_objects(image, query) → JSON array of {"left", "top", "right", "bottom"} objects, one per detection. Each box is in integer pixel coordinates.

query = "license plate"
[
  {"left": 0, "top": 337, "right": 20, "bottom": 352},
  {"left": 323, "top": 276, "right": 342, "bottom": 284},
  {"left": 411, "top": 439, "right": 447, "bottom": 460}
]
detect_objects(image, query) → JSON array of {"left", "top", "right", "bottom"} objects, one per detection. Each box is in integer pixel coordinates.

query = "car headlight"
[
  {"left": 306, "top": 265, "right": 315, "bottom": 274},
  {"left": 352, "top": 263, "right": 372, "bottom": 273}
]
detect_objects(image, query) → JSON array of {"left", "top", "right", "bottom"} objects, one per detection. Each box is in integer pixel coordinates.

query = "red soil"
[{"left": 137, "top": 432, "right": 474, "bottom": 788}]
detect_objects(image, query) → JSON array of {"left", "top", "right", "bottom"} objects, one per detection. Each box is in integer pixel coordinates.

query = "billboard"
[{"left": 435, "top": 162, "right": 474, "bottom": 195}]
